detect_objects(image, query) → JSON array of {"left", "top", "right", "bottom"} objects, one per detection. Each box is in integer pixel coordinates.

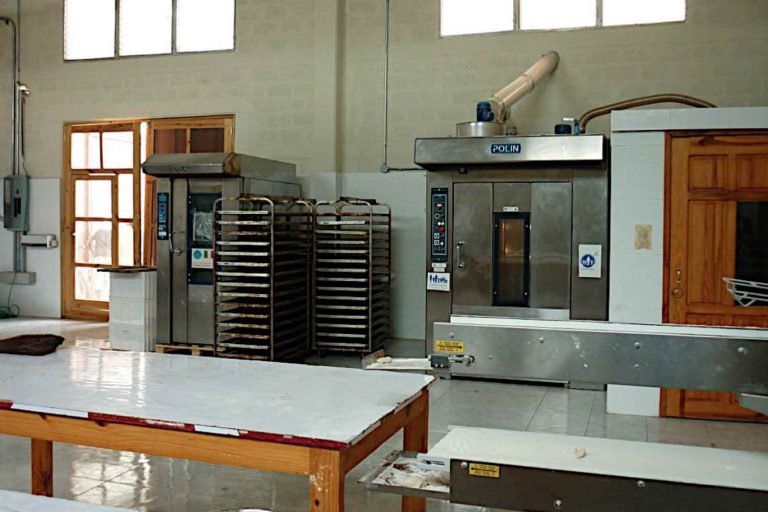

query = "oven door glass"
[{"left": 494, "top": 213, "right": 530, "bottom": 307}]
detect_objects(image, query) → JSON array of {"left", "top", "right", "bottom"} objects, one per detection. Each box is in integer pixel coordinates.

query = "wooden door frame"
[
  {"left": 62, "top": 115, "right": 235, "bottom": 320},
  {"left": 62, "top": 120, "right": 144, "bottom": 320},
  {"left": 660, "top": 129, "right": 768, "bottom": 418}
]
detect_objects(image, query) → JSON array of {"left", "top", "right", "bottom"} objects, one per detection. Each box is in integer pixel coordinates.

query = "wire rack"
[
  {"left": 723, "top": 277, "right": 768, "bottom": 307},
  {"left": 312, "top": 198, "right": 392, "bottom": 353},
  {"left": 213, "top": 196, "right": 313, "bottom": 361}
]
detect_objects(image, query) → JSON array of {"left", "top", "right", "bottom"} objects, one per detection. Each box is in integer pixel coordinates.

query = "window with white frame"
[
  {"left": 64, "top": 0, "right": 235, "bottom": 61},
  {"left": 440, "top": 0, "right": 685, "bottom": 37}
]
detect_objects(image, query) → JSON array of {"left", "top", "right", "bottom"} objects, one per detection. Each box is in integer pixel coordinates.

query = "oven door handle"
[
  {"left": 169, "top": 231, "right": 185, "bottom": 256},
  {"left": 456, "top": 241, "right": 466, "bottom": 269}
]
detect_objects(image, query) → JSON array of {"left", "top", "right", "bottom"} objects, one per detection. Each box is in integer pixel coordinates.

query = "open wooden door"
[{"left": 662, "top": 133, "right": 768, "bottom": 421}]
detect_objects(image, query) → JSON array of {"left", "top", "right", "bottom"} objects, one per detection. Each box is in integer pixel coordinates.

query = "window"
[
  {"left": 64, "top": 0, "right": 235, "bottom": 60},
  {"left": 64, "top": 0, "right": 116, "bottom": 60},
  {"left": 119, "top": 0, "right": 172, "bottom": 56},
  {"left": 603, "top": 0, "right": 686, "bottom": 27},
  {"left": 440, "top": 0, "right": 686, "bottom": 36},
  {"left": 520, "top": 0, "right": 596, "bottom": 31},
  {"left": 176, "top": 0, "right": 236, "bottom": 53},
  {"left": 441, "top": 0, "right": 515, "bottom": 37}
]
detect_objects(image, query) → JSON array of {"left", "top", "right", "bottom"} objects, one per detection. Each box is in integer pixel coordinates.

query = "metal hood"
[
  {"left": 141, "top": 152, "right": 297, "bottom": 180},
  {"left": 142, "top": 152, "right": 242, "bottom": 177}
]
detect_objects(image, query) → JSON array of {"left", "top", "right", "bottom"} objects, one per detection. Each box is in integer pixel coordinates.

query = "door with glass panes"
[{"left": 62, "top": 122, "right": 142, "bottom": 319}]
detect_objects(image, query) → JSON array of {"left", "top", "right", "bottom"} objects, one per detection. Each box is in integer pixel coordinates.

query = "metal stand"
[
  {"left": 213, "top": 196, "right": 313, "bottom": 361},
  {"left": 312, "top": 199, "right": 392, "bottom": 353},
  {"left": 724, "top": 277, "right": 768, "bottom": 307}
]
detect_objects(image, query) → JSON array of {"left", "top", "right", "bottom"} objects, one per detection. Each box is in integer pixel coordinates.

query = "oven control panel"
[
  {"left": 157, "top": 192, "right": 169, "bottom": 240},
  {"left": 430, "top": 188, "right": 448, "bottom": 263}
]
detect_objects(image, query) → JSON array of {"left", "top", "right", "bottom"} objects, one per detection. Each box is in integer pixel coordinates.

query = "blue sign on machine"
[
  {"left": 581, "top": 254, "right": 596, "bottom": 269},
  {"left": 490, "top": 143, "right": 522, "bottom": 154}
]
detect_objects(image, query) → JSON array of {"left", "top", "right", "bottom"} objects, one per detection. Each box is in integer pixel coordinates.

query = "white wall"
[
  {"left": 341, "top": 171, "right": 426, "bottom": 340},
  {"left": 0, "top": 178, "right": 61, "bottom": 318},
  {"left": 343, "top": 0, "right": 768, "bottom": 170}
]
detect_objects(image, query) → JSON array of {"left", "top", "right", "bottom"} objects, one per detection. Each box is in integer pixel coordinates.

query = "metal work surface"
[
  {"left": 0, "top": 347, "right": 433, "bottom": 448},
  {"left": 428, "top": 427, "right": 768, "bottom": 491},
  {"left": 0, "top": 490, "right": 131, "bottom": 511},
  {"left": 433, "top": 319, "right": 768, "bottom": 392},
  {"left": 450, "top": 459, "right": 768, "bottom": 512},
  {"left": 415, "top": 135, "right": 604, "bottom": 166}
]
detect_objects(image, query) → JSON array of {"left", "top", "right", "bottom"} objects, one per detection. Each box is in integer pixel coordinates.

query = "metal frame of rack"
[
  {"left": 213, "top": 196, "right": 313, "bottom": 361},
  {"left": 724, "top": 277, "right": 768, "bottom": 307},
  {"left": 312, "top": 198, "right": 392, "bottom": 353}
]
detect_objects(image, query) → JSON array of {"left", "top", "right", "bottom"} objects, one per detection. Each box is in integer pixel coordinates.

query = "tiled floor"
[{"left": 1, "top": 318, "right": 768, "bottom": 511}]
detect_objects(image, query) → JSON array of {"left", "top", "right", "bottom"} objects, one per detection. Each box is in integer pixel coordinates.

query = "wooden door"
[
  {"left": 663, "top": 133, "right": 768, "bottom": 421},
  {"left": 142, "top": 115, "right": 234, "bottom": 266},
  {"left": 62, "top": 122, "right": 142, "bottom": 319}
]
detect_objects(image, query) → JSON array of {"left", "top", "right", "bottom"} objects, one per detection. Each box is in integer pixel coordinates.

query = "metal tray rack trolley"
[
  {"left": 213, "top": 195, "right": 313, "bottom": 361},
  {"left": 312, "top": 198, "right": 392, "bottom": 353}
]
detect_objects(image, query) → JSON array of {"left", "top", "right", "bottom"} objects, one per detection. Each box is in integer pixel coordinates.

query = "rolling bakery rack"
[
  {"left": 312, "top": 198, "right": 392, "bottom": 354},
  {"left": 213, "top": 195, "right": 313, "bottom": 361}
]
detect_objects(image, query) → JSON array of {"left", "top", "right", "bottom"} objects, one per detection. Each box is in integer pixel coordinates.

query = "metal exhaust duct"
[{"left": 458, "top": 51, "right": 560, "bottom": 137}]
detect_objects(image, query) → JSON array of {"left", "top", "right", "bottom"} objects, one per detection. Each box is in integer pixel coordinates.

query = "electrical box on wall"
[{"left": 3, "top": 175, "right": 30, "bottom": 232}]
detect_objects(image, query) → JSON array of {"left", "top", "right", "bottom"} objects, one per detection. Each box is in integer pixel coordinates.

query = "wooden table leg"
[
  {"left": 402, "top": 391, "right": 429, "bottom": 512},
  {"left": 31, "top": 439, "right": 53, "bottom": 497},
  {"left": 309, "top": 448, "right": 344, "bottom": 512}
]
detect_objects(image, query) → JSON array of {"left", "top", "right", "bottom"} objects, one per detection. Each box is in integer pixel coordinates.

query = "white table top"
[
  {"left": 0, "top": 491, "right": 130, "bottom": 512},
  {"left": 0, "top": 347, "right": 433, "bottom": 448},
  {"left": 423, "top": 427, "right": 768, "bottom": 492}
]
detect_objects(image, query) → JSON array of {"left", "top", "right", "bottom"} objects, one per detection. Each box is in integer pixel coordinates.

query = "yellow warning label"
[
  {"left": 468, "top": 463, "right": 500, "bottom": 478},
  {"left": 435, "top": 340, "right": 464, "bottom": 354}
]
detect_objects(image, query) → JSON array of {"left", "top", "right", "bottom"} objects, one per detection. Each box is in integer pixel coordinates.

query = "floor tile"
[{"left": 646, "top": 417, "right": 713, "bottom": 447}]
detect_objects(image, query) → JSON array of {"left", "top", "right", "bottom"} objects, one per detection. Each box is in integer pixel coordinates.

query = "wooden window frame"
[{"left": 142, "top": 115, "right": 235, "bottom": 266}]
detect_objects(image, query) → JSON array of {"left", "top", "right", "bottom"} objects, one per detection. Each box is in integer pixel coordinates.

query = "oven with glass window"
[
  {"left": 142, "top": 153, "right": 299, "bottom": 346},
  {"left": 417, "top": 135, "right": 610, "bottom": 358}
]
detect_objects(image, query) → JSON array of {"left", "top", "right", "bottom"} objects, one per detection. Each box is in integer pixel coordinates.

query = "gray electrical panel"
[{"left": 3, "top": 175, "right": 29, "bottom": 232}]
